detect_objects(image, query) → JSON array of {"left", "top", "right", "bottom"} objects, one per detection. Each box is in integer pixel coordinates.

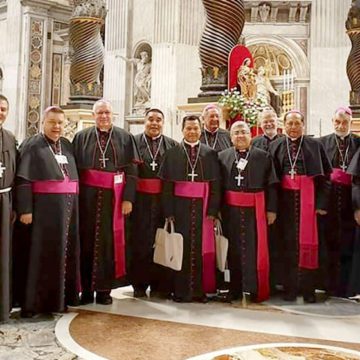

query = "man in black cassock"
[
  {"left": 129, "top": 108, "right": 177, "bottom": 298},
  {"left": 251, "top": 108, "right": 283, "bottom": 151},
  {"left": 159, "top": 115, "right": 221, "bottom": 302},
  {"left": 16, "top": 106, "right": 80, "bottom": 317},
  {"left": 219, "top": 121, "right": 278, "bottom": 302},
  {"left": 219, "top": 121, "right": 278, "bottom": 301},
  {"left": 346, "top": 147, "right": 360, "bottom": 298},
  {"left": 269, "top": 110, "right": 331, "bottom": 303},
  {"left": 73, "top": 99, "right": 138, "bottom": 305},
  {"left": 251, "top": 108, "right": 283, "bottom": 292},
  {"left": 0, "top": 95, "right": 17, "bottom": 322},
  {"left": 200, "top": 104, "right": 231, "bottom": 152},
  {"left": 318, "top": 106, "right": 359, "bottom": 297}
]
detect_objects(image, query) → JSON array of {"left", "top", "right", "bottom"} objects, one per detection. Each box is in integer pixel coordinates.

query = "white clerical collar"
[
  {"left": 286, "top": 135, "right": 301, "bottom": 142},
  {"left": 184, "top": 139, "right": 200, "bottom": 148},
  {"left": 335, "top": 132, "right": 350, "bottom": 140},
  {"left": 144, "top": 132, "right": 162, "bottom": 140},
  {"left": 205, "top": 126, "right": 219, "bottom": 134},
  {"left": 97, "top": 126, "right": 112, "bottom": 133},
  {"left": 264, "top": 133, "right": 277, "bottom": 140}
]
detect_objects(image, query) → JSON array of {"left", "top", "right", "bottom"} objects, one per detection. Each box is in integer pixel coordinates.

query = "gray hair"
[
  {"left": 92, "top": 99, "right": 113, "bottom": 113},
  {"left": 259, "top": 108, "right": 277, "bottom": 122},
  {"left": 230, "top": 121, "right": 250, "bottom": 134},
  {"left": 333, "top": 109, "right": 352, "bottom": 123},
  {"left": 201, "top": 104, "right": 221, "bottom": 119}
]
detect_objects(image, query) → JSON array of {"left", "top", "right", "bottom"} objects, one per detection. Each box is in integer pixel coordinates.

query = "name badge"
[
  {"left": 236, "top": 158, "right": 248, "bottom": 170},
  {"left": 114, "top": 174, "right": 123, "bottom": 184},
  {"left": 55, "top": 155, "right": 68, "bottom": 164}
]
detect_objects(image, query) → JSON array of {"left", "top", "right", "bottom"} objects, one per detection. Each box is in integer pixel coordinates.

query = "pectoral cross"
[
  {"left": 150, "top": 160, "right": 158, "bottom": 172},
  {"left": 0, "top": 162, "right": 5, "bottom": 178},
  {"left": 289, "top": 168, "right": 297, "bottom": 180},
  {"left": 340, "top": 163, "right": 347, "bottom": 171},
  {"left": 235, "top": 173, "right": 244, "bottom": 187},
  {"left": 188, "top": 169, "right": 198, "bottom": 182},
  {"left": 100, "top": 156, "right": 109, "bottom": 168}
]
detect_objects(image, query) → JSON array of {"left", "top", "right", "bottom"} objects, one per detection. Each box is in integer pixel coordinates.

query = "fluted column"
[
  {"left": 69, "top": 0, "right": 106, "bottom": 104},
  {"left": 198, "top": 0, "right": 245, "bottom": 96}
]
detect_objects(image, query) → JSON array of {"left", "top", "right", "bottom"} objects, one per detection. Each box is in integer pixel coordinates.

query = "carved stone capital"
[{"left": 72, "top": 0, "right": 107, "bottom": 20}]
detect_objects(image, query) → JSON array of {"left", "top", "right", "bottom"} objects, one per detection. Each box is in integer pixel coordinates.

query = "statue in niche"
[
  {"left": 121, "top": 51, "right": 151, "bottom": 107},
  {"left": 255, "top": 65, "right": 279, "bottom": 105},
  {"left": 237, "top": 58, "right": 257, "bottom": 100}
]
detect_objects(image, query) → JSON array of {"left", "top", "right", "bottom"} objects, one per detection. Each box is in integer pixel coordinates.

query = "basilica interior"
[{"left": 1, "top": 1, "right": 360, "bottom": 360}]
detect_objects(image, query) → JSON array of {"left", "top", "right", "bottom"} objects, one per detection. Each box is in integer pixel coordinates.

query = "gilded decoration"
[
  {"left": 248, "top": 44, "right": 293, "bottom": 76},
  {"left": 346, "top": 0, "right": 360, "bottom": 112},
  {"left": 26, "top": 18, "right": 44, "bottom": 137},
  {"left": 30, "top": 65, "right": 41, "bottom": 79}
]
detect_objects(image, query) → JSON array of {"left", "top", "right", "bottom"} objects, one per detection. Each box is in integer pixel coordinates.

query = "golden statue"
[{"left": 237, "top": 58, "right": 257, "bottom": 100}]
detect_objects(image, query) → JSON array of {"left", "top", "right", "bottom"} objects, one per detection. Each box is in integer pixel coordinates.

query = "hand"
[
  {"left": 354, "top": 209, "right": 360, "bottom": 226},
  {"left": 266, "top": 211, "right": 277, "bottom": 225},
  {"left": 11, "top": 211, "right": 17, "bottom": 225},
  {"left": 122, "top": 201, "right": 133, "bottom": 215},
  {"left": 20, "top": 213, "right": 32, "bottom": 225},
  {"left": 316, "top": 209, "right": 327, "bottom": 216}
]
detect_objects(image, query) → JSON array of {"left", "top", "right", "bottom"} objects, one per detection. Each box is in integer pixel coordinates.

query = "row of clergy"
[{"left": 1, "top": 94, "right": 360, "bottom": 322}]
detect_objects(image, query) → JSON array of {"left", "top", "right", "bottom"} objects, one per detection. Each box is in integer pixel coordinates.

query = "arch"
[
  {"left": 245, "top": 35, "right": 310, "bottom": 79},
  {"left": 133, "top": 41, "right": 152, "bottom": 59}
]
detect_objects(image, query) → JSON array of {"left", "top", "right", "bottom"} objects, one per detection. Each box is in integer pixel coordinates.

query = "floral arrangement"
[{"left": 218, "top": 87, "right": 267, "bottom": 127}]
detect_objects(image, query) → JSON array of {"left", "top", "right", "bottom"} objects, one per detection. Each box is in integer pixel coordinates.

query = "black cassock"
[
  {"left": 158, "top": 142, "right": 221, "bottom": 301},
  {"left": 269, "top": 136, "right": 331, "bottom": 299},
  {"left": 129, "top": 133, "right": 177, "bottom": 294},
  {"left": 15, "top": 134, "right": 80, "bottom": 314},
  {"left": 251, "top": 133, "right": 283, "bottom": 152},
  {"left": 318, "top": 133, "right": 359, "bottom": 296},
  {"left": 0, "top": 128, "right": 16, "bottom": 322},
  {"left": 200, "top": 128, "right": 231, "bottom": 152},
  {"left": 218, "top": 146, "right": 278, "bottom": 300},
  {"left": 73, "top": 126, "right": 138, "bottom": 292},
  {"left": 347, "top": 147, "right": 360, "bottom": 296},
  {"left": 251, "top": 133, "right": 284, "bottom": 290}
]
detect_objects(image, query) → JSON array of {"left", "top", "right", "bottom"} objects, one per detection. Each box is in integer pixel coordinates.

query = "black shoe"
[
  {"left": 67, "top": 297, "right": 80, "bottom": 307},
  {"left": 96, "top": 292, "right": 113, "bottom": 305},
  {"left": 193, "top": 296, "right": 209, "bottom": 303},
  {"left": 303, "top": 294, "right": 316, "bottom": 303},
  {"left": 21, "top": 310, "right": 35, "bottom": 318},
  {"left": 283, "top": 293, "right": 297, "bottom": 301},
  {"left": 133, "top": 289, "right": 147, "bottom": 298},
  {"left": 80, "top": 291, "right": 94, "bottom": 305}
]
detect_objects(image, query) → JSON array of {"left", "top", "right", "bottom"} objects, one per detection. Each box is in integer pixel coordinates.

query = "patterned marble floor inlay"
[
  {"left": 187, "top": 343, "right": 360, "bottom": 360},
  {"left": 66, "top": 311, "right": 360, "bottom": 360},
  {"left": 0, "top": 311, "right": 80, "bottom": 360}
]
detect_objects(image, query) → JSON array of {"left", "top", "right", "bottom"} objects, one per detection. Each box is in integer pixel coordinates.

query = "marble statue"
[
  {"left": 121, "top": 51, "right": 151, "bottom": 107},
  {"left": 255, "top": 66, "right": 279, "bottom": 104}
]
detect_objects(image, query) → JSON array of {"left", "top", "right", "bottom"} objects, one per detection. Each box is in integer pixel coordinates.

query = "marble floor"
[
  {"left": 2, "top": 286, "right": 360, "bottom": 359},
  {"left": 51, "top": 286, "right": 360, "bottom": 360}
]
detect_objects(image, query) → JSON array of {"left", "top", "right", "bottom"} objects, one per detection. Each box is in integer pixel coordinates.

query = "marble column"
[{"left": 309, "top": 0, "right": 352, "bottom": 136}]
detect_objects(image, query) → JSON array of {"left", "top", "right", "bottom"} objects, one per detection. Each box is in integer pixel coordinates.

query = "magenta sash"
[
  {"left": 137, "top": 178, "right": 162, "bottom": 194},
  {"left": 80, "top": 169, "right": 126, "bottom": 278},
  {"left": 174, "top": 181, "right": 216, "bottom": 293},
  {"left": 225, "top": 190, "right": 269, "bottom": 302},
  {"left": 32, "top": 176, "right": 78, "bottom": 194},
  {"left": 281, "top": 175, "right": 318, "bottom": 270},
  {"left": 330, "top": 168, "right": 352, "bottom": 186}
]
